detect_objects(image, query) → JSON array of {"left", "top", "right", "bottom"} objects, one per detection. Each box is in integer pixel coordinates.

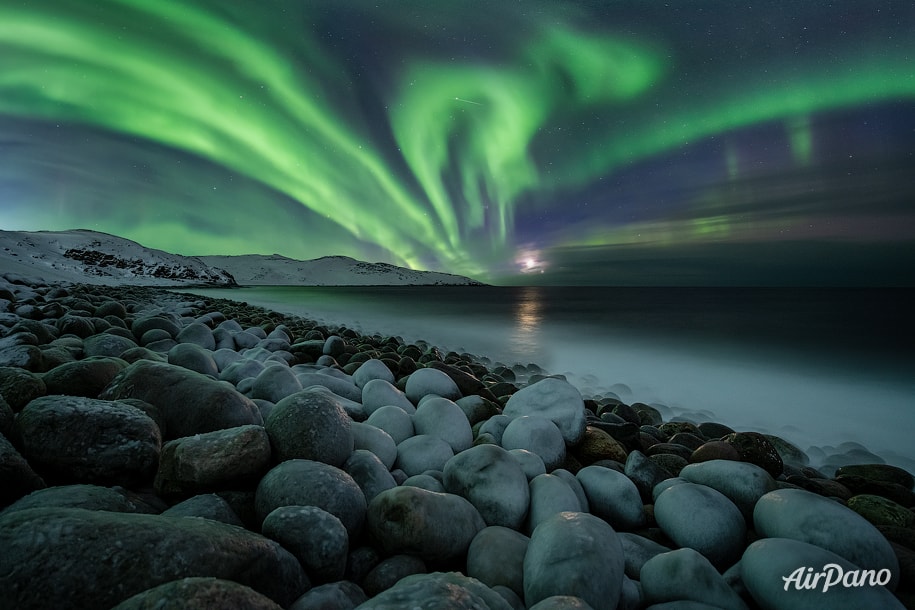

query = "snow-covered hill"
[
  {"left": 199, "top": 254, "right": 483, "bottom": 286},
  {"left": 0, "top": 230, "right": 237, "bottom": 286},
  {"left": 0, "top": 230, "right": 482, "bottom": 286}
]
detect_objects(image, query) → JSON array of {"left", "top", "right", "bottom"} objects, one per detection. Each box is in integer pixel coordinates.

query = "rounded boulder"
[
  {"left": 442, "top": 443, "right": 531, "bottom": 530},
  {"left": 265, "top": 387, "right": 354, "bottom": 467}
]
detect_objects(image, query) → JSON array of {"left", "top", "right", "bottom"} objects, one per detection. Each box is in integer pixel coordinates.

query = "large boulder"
[
  {"left": 503, "top": 378, "right": 586, "bottom": 445},
  {"left": 264, "top": 387, "right": 354, "bottom": 467},
  {"left": 679, "top": 459, "right": 777, "bottom": 520},
  {"left": 526, "top": 473, "right": 582, "bottom": 534},
  {"left": 255, "top": 459, "right": 366, "bottom": 538},
  {"left": 15, "top": 395, "right": 160, "bottom": 486},
  {"left": 40, "top": 356, "right": 126, "bottom": 398},
  {"left": 741, "top": 537, "right": 904, "bottom": 609},
  {"left": 366, "top": 486, "right": 486, "bottom": 562},
  {"left": 640, "top": 548, "right": 749, "bottom": 610},
  {"left": 0, "top": 433, "right": 45, "bottom": 507},
  {"left": 753, "top": 488, "right": 900, "bottom": 589},
  {"left": 501, "top": 415, "right": 567, "bottom": 471},
  {"left": 154, "top": 424, "right": 271, "bottom": 497},
  {"left": 0, "top": 484, "right": 156, "bottom": 515},
  {"left": 654, "top": 482, "right": 745, "bottom": 569},
  {"left": 262, "top": 505, "right": 349, "bottom": 583},
  {"left": 111, "top": 577, "right": 283, "bottom": 610},
  {"left": 442, "top": 444, "right": 531, "bottom": 530},
  {"left": 575, "top": 465, "right": 644, "bottom": 531},
  {"left": 466, "top": 526, "right": 530, "bottom": 598},
  {"left": 405, "top": 367, "right": 462, "bottom": 403},
  {"left": 100, "top": 360, "right": 262, "bottom": 439},
  {"left": 0, "top": 507, "right": 309, "bottom": 610},
  {"left": 354, "top": 572, "right": 511, "bottom": 610},
  {"left": 523, "top": 511, "right": 625, "bottom": 610},
  {"left": 412, "top": 396, "right": 473, "bottom": 453}
]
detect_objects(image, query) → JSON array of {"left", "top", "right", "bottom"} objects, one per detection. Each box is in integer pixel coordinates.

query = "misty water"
[{"left": 186, "top": 286, "right": 915, "bottom": 472}]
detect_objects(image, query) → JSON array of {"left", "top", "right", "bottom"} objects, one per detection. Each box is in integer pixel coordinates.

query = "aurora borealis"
[{"left": 2, "top": 1, "right": 913, "bottom": 284}]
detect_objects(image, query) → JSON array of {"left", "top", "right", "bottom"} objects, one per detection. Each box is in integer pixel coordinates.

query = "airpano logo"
[{"left": 782, "top": 564, "right": 892, "bottom": 592}]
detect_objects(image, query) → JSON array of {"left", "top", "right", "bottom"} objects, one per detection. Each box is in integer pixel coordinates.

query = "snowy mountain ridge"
[{"left": 0, "top": 230, "right": 481, "bottom": 286}]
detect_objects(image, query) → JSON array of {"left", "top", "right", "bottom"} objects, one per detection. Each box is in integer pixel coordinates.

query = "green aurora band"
[{"left": 1, "top": 0, "right": 913, "bottom": 280}]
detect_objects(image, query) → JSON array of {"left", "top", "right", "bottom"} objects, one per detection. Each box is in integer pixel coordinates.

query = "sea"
[{"left": 184, "top": 285, "right": 915, "bottom": 472}]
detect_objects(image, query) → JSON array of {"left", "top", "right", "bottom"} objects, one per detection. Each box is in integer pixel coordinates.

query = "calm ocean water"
[{"left": 185, "top": 286, "right": 915, "bottom": 471}]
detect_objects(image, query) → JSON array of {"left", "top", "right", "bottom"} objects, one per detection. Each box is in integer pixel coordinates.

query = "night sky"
[{"left": 2, "top": 0, "right": 914, "bottom": 285}]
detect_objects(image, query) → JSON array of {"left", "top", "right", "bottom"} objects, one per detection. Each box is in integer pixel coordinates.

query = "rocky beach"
[{"left": 1, "top": 272, "right": 913, "bottom": 610}]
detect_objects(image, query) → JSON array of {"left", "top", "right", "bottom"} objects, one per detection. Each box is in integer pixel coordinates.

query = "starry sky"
[{"left": 1, "top": 0, "right": 914, "bottom": 285}]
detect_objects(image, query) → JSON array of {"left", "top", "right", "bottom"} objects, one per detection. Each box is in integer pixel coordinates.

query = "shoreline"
[{"left": 1, "top": 276, "right": 913, "bottom": 609}]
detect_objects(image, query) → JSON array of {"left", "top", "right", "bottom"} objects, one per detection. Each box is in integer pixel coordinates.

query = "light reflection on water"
[{"left": 509, "top": 286, "right": 543, "bottom": 355}]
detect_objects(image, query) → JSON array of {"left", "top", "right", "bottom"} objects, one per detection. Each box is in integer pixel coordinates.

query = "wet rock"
[
  {"left": 289, "top": 581, "right": 367, "bottom": 610},
  {"left": 413, "top": 396, "right": 473, "bottom": 453},
  {"left": 0, "top": 507, "right": 309, "bottom": 610},
  {"left": 343, "top": 449, "right": 397, "bottom": 503},
  {"left": 365, "top": 405, "right": 414, "bottom": 444},
  {"left": 836, "top": 463, "right": 914, "bottom": 490},
  {"left": 361, "top": 378, "right": 416, "bottom": 415},
  {"left": 527, "top": 473, "right": 582, "bottom": 534},
  {"left": 262, "top": 505, "right": 349, "bottom": 583},
  {"left": 111, "top": 577, "right": 284, "bottom": 610},
  {"left": 576, "top": 465, "right": 644, "bottom": 531},
  {"left": 15, "top": 395, "right": 160, "bottom": 486},
  {"left": 689, "top": 440, "right": 741, "bottom": 463},
  {"left": 503, "top": 378, "right": 586, "bottom": 446},
  {"left": 160, "top": 493, "right": 244, "bottom": 526},
  {"left": 501, "top": 415, "right": 567, "bottom": 471},
  {"left": 82, "top": 333, "right": 139, "bottom": 358},
  {"left": 351, "top": 421, "right": 397, "bottom": 469},
  {"left": 511, "top": 449, "right": 547, "bottom": 481},
  {"left": 722, "top": 432, "right": 783, "bottom": 477},
  {"left": 40, "top": 356, "right": 126, "bottom": 398},
  {"left": 264, "top": 387, "right": 353, "bottom": 467},
  {"left": 679, "top": 459, "right": 777, "bottom": 520},
  {"left": 754, "top": 488, "right": 900, "bottom": 589},
  {"left": 251, "top": 363, "right": 302, "bottom": 403},
  {"left": 443, "top": 443, "right": 531, "bottom": 529},
  {"left": 366, "top": 486, "right": 485, "bottom": 562},
  {"left": 395, "top": 434, "right": 454, "bottom": 477},
  {"left": 741, "top": 537, "right": 904, "bottom": 609},
  {"left": 0, "top": 366, "right": 46, "bottom": 411},
  {"left": 624, "top": 450, "right": 673, "bottom": 503},
  {"left": 524, "top": 511, "right": 625, "bottom": 610},
  {"left": 353, "top": 358, "right": 395, "bottom": 388},
  {"left": 467, "top": 526, "right": 530, "bottom": 597},
  {"left": 100, "top": 360, "right": 262, "bottom": 440},
  {"left": 834, "top": 474, "right": 915, "bottom": 508},
  {"left": 0, "top": 433, "right": 46, "bottom": 507},
  {"left": 574, "top": 426, "right": 629, "bottom": 465},
  {"left": 654, "top": 482, "right": 746, "bottom": 569},
  {"left": 255, "top": 459, "right": 366, "bottom": 538},
  {"left": 362, "top": 555, "right": 427, "bottom": 597},
  {"left": 847, "top": 494, "right": 914, "bottom": 528},
  {"left": 618, "top": 532, "right": 671, "bottom": 580},
  {"left": 354, "top": 572, "right": 511, "bottom": 610},
  {"left": 640, "top": 548, "right": 748, "bottom": 610}
]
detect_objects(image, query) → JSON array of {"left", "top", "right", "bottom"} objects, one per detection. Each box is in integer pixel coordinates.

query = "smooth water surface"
[{"left": 185, "top": 285, "right": 915, "bottom": 470}]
